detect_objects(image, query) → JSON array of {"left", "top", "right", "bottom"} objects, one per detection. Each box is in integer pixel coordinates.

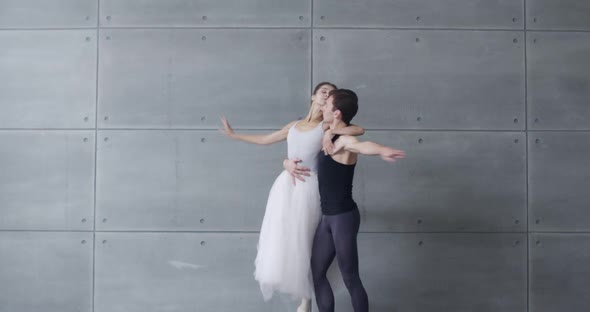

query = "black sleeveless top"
[{"left": 318, "top": 135, "right": 358, "bottom": 215}]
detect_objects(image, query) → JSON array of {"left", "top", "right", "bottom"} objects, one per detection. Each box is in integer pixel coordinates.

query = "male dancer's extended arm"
[
  {"left": 220, "top": 116, "right": 295, "bottom": 145},
  {"left": 285, "top": 134, "right": 405, "bottom": 183},
  {"left": 336, "top": 135, "right": 406, "bottom": 162}
]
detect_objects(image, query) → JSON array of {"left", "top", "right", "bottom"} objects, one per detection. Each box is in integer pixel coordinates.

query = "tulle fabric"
[{"left": 254, "top": 170, "right": 322, "bottom": 301}]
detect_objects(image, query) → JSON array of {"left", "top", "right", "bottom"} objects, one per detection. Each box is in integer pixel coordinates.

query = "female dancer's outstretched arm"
[{"left": 220, "top": 117, "right": 296, "bottom": 145}]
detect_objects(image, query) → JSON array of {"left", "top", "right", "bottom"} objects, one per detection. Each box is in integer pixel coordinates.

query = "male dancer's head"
[{"left": 322, "top": 89, "right": 358, "bottom": 125}]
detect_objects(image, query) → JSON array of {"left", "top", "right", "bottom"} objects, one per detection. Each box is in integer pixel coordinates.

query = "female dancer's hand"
[
  {"left": 283, "top": 158, "right": 311, "bottom": 185},
  {"left": 322, "top": 129, "right": 335, "bottom": 155},
  {"left": 219, "top": 116, "right": 235, "bottom": 137},
  {"left": 322, "top": 129, "right": 345, "bottom": 155}
]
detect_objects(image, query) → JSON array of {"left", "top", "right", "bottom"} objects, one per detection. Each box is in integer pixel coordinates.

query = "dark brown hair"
[
  {"left": 313, "top": 82, "right": 337, "bottom": 95},
  {"left": 329, "top": 89, "right": 358, "bottom": 125}
]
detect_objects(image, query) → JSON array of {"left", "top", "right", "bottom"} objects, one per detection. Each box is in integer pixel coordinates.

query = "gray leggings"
[{"left": 311, "top": 208, "right": 368, "bottom": 312}]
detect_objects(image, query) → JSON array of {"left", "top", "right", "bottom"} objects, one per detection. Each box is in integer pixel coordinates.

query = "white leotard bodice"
[{"left": 286, "top": 121, "right": 324, "bottom": 173}]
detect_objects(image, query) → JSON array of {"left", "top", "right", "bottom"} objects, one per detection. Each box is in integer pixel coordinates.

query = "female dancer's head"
[{"left": 307, "top": 82, "right": 337, "bottom": 122}]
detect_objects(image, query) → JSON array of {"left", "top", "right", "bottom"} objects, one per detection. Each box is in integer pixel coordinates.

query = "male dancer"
[{"left": 285, "top": 89, "right": 405, "bottom": 312}]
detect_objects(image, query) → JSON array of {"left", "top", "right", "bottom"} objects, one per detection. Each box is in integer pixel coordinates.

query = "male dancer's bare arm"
[
  {"left": 337, "top": 135, "right": 406, "bottom": 162},
  {"left": 322, "top": 123, "right": 365, "bottom": 154},
  {"left": 220, "top": 116, "right": 295, "bottom": 145},
  {"left": 283, "top": 158, "right": 311, "bottom": 184}
]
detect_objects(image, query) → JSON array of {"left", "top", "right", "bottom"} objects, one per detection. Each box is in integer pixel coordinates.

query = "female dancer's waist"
[{"left": 283, "top": 169, "right": 317, "bottom": 176}]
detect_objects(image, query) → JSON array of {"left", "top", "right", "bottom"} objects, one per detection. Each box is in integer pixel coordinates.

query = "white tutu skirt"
[{"left": 254, "top": 170, "right": 322, "bottom": 301}]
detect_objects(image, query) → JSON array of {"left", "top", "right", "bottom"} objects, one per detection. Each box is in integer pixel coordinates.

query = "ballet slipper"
[{"left": 297, "top": 298, "right": 311, "bottom": 312}]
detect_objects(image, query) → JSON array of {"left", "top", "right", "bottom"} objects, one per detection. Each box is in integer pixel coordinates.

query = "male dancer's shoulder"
[{"left": 334, "top": 134, "right": 358, "bottom": 147}]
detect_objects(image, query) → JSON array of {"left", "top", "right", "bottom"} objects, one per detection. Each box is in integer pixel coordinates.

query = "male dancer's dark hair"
[{"left": 328, "top": 89, "right": 358, "bottom": 125}]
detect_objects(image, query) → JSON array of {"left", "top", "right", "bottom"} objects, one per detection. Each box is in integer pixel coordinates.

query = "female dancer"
[{"left": 220, "top": 82, "right": 364, "bottom": 312}]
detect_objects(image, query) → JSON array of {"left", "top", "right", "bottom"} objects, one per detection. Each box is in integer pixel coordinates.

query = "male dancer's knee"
[
  {"left": 311, "top": 258, "right": 327, "bottom": 286},
  {"left": 341, "top": 270, "right": 363, "bottom": 291}
]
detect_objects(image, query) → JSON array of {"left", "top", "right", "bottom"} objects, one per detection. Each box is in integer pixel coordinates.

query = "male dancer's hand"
[
  {"left": 283, "top": 158, "right": 311, "bottom": 185},
  {"left": 380, "top": 148, "right": 406, "bottom": 163}
]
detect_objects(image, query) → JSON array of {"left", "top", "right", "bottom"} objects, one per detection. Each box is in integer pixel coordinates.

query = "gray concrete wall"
[{"left": 0, "top": 1, "right": 589, "bottom": 311}]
